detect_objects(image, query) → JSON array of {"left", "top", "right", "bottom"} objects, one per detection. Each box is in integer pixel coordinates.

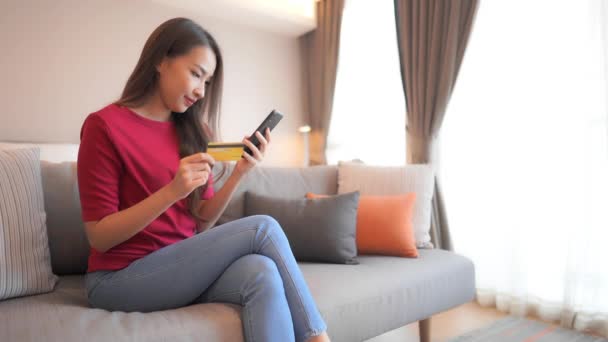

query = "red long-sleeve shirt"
[{"left": 77, "top": 104, "right": 214, "bottom": 273}]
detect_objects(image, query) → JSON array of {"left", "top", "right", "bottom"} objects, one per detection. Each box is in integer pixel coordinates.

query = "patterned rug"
[{"left": 448, "top": 316, "right": 608, "bottom": 342}]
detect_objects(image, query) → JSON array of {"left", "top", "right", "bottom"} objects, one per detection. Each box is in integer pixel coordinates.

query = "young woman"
[{"left": 77, "top": 17, "right": 330, "bottom": 342}]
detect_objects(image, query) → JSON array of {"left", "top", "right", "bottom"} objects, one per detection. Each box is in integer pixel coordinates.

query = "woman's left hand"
[{"left": 234, "top": 128, "right": 271, "bottom": 177}]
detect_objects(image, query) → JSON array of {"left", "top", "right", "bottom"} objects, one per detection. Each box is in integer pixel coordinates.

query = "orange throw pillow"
[{"left": 306, "top": 192, "right": 418, "bottom": 258}]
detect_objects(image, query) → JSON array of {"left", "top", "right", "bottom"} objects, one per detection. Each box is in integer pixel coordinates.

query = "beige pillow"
[
  {"left": 337, "top": 162, "right": 435, "bottom": 248},
  {"left": 0, "top": 147, "right": 58, "bottom": 300}
]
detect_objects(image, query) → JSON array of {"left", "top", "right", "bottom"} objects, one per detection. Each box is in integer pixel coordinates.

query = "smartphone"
[{"left": 243, "top": 110, "right": 284, "bottom": 156}]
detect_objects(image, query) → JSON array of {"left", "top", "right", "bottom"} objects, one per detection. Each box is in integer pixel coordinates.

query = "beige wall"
[{"left": 0, "top": 0, "right": 307, "bottom": 166}]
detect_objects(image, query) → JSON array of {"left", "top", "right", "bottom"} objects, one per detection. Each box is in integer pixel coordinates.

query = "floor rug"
[{"left": 448, "top": 316, "right": 608, "bottom": 342}]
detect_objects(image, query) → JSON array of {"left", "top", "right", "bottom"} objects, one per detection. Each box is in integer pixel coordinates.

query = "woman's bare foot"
[{"left": 307, "top": 331, "right": 331, "bottom": 342}]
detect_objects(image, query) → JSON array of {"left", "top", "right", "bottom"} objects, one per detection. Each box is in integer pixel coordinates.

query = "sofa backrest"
[
  {"left": 214, "top": 163, "right": 338, "bottom": 225},
  {"left": 40, "top": 161, "right": 89, "bottom": 275},
  {"left": 40, "top": 161, "right": 338, "bottom": 275}
]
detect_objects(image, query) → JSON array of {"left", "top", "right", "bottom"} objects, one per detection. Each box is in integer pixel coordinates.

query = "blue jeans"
[{"left": 84, "top": 215, "right": 327, "bottom": 342}]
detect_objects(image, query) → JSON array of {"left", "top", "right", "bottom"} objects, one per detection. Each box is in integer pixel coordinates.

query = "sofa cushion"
[
  {"left": 0, "top": 275, "right": 244, "bottom": 342},
  {"left": 0, "top": 147, "right": 59, "bottom": 300},
  {"left": 302, "top": 249, "right": 476, "bottom": 342},
  {"left": 245, "top": 191, "right": 360, "bottom": 264}
]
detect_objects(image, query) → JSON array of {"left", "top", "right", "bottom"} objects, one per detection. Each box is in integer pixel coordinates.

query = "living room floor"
[{"left": 366, "top": 301, "right": 545, "bottom": 342}]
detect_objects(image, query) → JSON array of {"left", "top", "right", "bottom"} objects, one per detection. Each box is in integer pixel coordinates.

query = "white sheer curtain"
[
  {"left": 440, "top": 0, "right": 608, "bottom": 337},
  {"left": 326, "top": 0, "right": 406, "bottom": 166}
]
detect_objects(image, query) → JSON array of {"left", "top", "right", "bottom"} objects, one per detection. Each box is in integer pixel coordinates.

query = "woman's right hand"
[{"left": 168, "top": 153, "right": 215, "bottom": 200}]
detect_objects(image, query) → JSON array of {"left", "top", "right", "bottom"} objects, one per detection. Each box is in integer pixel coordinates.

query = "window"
[
  {"left": 440, "top": 0, "right": 608, "bottom": 328},
  {"left": 327, "top": 0, "right": 406, "bottom": 166}
]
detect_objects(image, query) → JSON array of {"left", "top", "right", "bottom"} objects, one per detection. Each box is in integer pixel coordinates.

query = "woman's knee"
[
  {"left": 248, "top": 214, "right": 278, "bottom": 227},
  {"left": 238, "top": 254, "right": 283, "bottom": 291},
  {"left": 249, "top": 215, "right": 285, "bottom": 238},
  {"left": 239, "top": 254, "right": 278, "bottom": 276}
]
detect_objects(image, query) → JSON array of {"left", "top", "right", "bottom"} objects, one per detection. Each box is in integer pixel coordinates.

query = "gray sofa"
[{"left": 0, "top": 161, "right": 475, "bottom": 342}]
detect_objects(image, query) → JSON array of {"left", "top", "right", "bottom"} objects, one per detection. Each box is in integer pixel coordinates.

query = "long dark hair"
[{"left": 115, "top": 17, "right": 227, "bottom": 226}]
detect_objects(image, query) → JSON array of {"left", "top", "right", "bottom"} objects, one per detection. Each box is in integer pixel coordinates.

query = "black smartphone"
[{"left": 243, "top": 110, "right": 284, "bottom": 156}]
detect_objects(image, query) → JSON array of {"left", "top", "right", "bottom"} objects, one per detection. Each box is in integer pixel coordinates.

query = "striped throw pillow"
[{"left": 0, "top": 147, "right": 58, "bottom": 300}]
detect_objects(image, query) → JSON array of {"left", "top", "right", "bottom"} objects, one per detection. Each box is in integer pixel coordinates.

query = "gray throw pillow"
[{"left": 244, "top": 191, "right": 360, "bottom": 264}]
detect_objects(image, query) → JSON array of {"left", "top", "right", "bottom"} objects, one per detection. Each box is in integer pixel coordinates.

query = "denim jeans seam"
[
  {"left": 267, "top": 233, "right": 315, "bottom": 333},
  {"left": 249, "top": 226, "right": 255, "bottom": 254},
  {"left": 205, "top": 290, "right": 242, "bottom": 303},
  {"left": 100, "top": 228, "right": 260, "bottom": 286},
  {"left": 244, "top": 304, "right": 256, "bottom": 342}
]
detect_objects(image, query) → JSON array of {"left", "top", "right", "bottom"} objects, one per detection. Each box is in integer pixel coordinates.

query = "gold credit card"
[{"left": 207, "top": 142, "right": 245, "bottom": 161}]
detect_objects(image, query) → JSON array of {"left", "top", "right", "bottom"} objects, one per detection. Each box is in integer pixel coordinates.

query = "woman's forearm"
[
  {"left": 87, "top": 185, "right": 179, "bottom": 253},
  {"left": 196, "top": 168, "right": 246, "bottom": 232}
]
